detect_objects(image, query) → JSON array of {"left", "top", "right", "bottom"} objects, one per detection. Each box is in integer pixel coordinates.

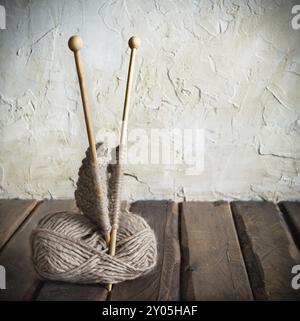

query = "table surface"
[{"left": 0, "top": 199, "right": 299, "bottom": 301}]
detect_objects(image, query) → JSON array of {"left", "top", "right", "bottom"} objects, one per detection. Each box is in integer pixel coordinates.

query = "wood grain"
[
  {"left": 180, "top": 202, "right": 253, "bottom": 301},
  {"left": 109, "top": 201, "right": 180, "bottom": 301},
  {"left": 0, "top": 199, "right": 38, "bottom": 250},
  {"left": 0, "top": 200, "right": 77, "bottom": 301},
  {"left": 36, "top": 282, "right": 107, "bottom": 301},
  {"left": 280, "top": 202, "right": 300, "bottom": 250},
  {"left": 232, "top": 201, "right": 300, "bottom": 301},
  {"left": 2, "top": 199, "right": 299, "bottom": 301}
]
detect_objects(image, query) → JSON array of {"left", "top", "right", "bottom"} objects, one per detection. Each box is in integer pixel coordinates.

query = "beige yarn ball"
[{"left": 31, "top": 210, "right": 157, "bottom": 284}]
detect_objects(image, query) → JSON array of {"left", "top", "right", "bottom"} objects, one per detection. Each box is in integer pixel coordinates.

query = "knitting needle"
[
  {"left": 68, "top": 35, "right": 110, "bottom": 245},
  {"left": 107, "top": 36, "right": 141, "bottom": 293}
]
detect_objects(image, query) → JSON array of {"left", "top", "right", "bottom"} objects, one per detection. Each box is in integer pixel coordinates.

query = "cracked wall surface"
[{"left": 0, "top": 0, "right": 299, "bottom": 201}]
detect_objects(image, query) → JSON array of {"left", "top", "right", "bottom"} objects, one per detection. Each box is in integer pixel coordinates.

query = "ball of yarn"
[{"left": 31, "top": 210, "right": 157, "bottom": 284}]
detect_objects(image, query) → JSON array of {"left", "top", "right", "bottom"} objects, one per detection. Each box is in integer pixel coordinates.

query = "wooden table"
[{"left": 0, "top": 199, "right": 299, "bottom": 301}]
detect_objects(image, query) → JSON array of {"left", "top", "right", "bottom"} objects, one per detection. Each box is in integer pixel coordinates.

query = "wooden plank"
[
  {"left": 0, "top": 200, "right": 77, "bottom": 301},
  {"left": 37, "top": 282, "right": 107, "bottom": 301},
  {"left": 180, "top": 201, "right": 253, "bottom": 301},
  {"left": 0, "top": 199, "right": 38, "bottom": 250},
  {"left": 232, "top": 201, "right": 300, "bottom": 301},
  {"left": 280, "top": 202, "right": 300, "bottom": 250},
  {"left": 158, "top": 202, "right": 180, "bottom": 300},
  {"left": 109, "top": 201, "right": 180, "bottom": 301}
]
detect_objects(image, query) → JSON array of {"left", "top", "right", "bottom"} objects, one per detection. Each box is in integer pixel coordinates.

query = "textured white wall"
[{"left": 0, "top": 0, "right": 299, "bottom": 201}]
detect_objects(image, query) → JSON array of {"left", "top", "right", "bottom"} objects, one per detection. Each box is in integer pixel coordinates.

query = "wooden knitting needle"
[
  {"left": 68, "top": 35, "right": 110, "bottom": 245},
  {"left": 107, "top": 36, "right": 141, "bottom": 293}
]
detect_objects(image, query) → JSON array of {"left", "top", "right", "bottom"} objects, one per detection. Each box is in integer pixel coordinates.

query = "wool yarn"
[
  {"left": 31, "top": 210, "right": 157, "bottom": 284},
  {"left": 31, "top": 143, "right": 157, "bottom": 284},
  {"left": 75, "top": 142, "right": 111, "bottom": 234},
  {"left": 75, "top": 144, "right": 123, "bottom": 231}
]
